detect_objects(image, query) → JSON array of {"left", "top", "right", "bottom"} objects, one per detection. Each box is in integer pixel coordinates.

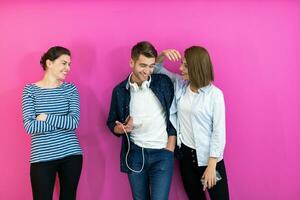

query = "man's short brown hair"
[{"left": 131, "top": 41, "right": 158, "bottom": 61}]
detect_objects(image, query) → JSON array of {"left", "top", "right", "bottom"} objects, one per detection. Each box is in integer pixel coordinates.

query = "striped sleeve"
[
  {"left": 22, "top": 85, "right": 57, "bottom": 134},
  {"left": 45, "top": 85, "right": 80, "bottom": 130}
]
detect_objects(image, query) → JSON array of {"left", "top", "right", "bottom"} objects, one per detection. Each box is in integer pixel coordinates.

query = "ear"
[
  {"left": 46, "top": 59, "right": 52, "bottom": 69},
  {"left": 129, "top": 59, "right": 134, "bottom": 68}
]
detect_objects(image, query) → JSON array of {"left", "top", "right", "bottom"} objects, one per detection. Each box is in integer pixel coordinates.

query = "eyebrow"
[
  {"left": 61, "top": 60, "right": 71, "bottom": 64},
  {"left": 140, "top": 62, "right": 155, "bottom": 66}
]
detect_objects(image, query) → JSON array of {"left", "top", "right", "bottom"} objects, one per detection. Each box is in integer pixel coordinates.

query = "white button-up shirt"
[{"left": 155, "top": 64, "right": 226, "bottom": 166}]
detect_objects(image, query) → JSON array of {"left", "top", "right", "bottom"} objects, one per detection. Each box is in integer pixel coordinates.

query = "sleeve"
[
  {"left": 22, "top": 85, "right": 57, "bottom": 134},
  {"left": 106, "top": 88, "right": 121, "bottom": 137},
  {"left": 164, "top": 76, "right": 177, "bottom": 137},
  {"left": 209, "top": 91, "right": 226, "bottom": 158},
  {"left": 45, "top": 85, "right": 80, "bottom": 130},
  {"left": 154, "top": 63, "right": 181, "bottom": 83},
  {"left": 155, "top": 63, "right": 186, "bottom": 97}
]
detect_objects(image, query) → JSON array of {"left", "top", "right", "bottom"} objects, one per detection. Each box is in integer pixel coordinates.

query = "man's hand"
[
  {"left": 114, "top": 116, "right": 133, "bottom": 134},
  {"left": 165, "top": 136, "right": 176, "bottom": 152}
]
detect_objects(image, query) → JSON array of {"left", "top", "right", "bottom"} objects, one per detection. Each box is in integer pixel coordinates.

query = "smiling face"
[
  {"left": 130, "top": 54, "right": 155, "bottom": 85},
  {"left": 46, "top": 54, "right": 71, "bottom": 81},
  {"left": 179, "top": 58, "right": 189, "bottom": 81}
]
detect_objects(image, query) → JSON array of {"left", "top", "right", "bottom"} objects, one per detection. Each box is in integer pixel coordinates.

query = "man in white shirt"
[{"left": 107, "top": 41, "right": 176, "bottom": 200}]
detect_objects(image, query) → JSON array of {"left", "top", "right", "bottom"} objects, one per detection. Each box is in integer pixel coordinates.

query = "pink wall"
[{"left": 1, "top": 1, "right": 300, "bottom": 199}]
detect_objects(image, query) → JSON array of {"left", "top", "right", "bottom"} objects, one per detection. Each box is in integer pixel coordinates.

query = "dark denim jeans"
[
  {"left": 127, "top": 142, "right": 174, "bottom": 200},
  {"left": 179, "top": 144, "right": 230, "bottom": 200}
]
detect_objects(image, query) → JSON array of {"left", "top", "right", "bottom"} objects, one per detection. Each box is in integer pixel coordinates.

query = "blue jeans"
[{"left": 127, "top": 142, "right": 174, "bottom": 200}]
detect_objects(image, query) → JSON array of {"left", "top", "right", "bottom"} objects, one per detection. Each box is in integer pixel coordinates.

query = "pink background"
[{"left": 1, "top": 1, "right": 300, "bottom": 199}]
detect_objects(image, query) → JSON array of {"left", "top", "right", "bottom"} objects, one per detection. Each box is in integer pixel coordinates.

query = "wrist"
[
  {"left": 166, "top": 136, "right": 176, "bottom": 151},
  {"left": 166, "top": 144, "right": 175, "bottom": 151},
  {"left": 156, "top": 54, "right": 165, "bottom": 63},
  {"left": 207, "top": 157, "right": 217, "bottom": 168}
]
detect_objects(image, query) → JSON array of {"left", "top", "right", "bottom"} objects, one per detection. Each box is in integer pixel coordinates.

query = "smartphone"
[{"left": 201, "top": 170, "right": 222, "bottom": 186}]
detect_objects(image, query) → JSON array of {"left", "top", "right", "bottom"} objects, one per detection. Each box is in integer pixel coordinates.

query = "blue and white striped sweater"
[{"left": 22, "top": 82, "right": 82, "bottom": 163}]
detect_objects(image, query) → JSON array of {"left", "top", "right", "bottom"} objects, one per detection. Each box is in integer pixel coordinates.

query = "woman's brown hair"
[{"left": 184, "top": 46, "right": 214, "bottom": 89}]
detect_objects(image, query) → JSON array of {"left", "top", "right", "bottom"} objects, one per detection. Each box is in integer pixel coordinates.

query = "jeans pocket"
[
  {"left": 152, "top": 150, "right": 174, "bottom": 171},
  {"left": 162, "top": 148, "right": 174, "bottom": 154}
]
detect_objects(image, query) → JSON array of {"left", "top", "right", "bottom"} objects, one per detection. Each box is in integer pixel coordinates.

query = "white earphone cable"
[{"left": 121, "top": 124, "right": 144, "bottom": 173}]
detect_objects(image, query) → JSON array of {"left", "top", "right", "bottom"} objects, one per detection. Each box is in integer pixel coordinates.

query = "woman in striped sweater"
[{"left": 22, "top": 46, "right": 82, "bottom": 200}]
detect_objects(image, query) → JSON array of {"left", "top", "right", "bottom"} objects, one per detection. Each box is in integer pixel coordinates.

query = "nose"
[
  {"left": 65, "top": 64, "right": 71, "bottom": 72},
  {"left": 179, "top": 63, "right": 184, "bottom": 72},
  {"left": 144, "top": 66, "right": 152, "bottom": 75}
]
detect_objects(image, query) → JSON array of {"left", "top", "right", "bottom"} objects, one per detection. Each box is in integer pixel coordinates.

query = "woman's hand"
[
  {"left": 201, "top": 157, "right": 218, "bottom": 190},
  {"left": 157, "top": 49, "right": 181, "bottom": 63},
  {"left": 36, "top": 113, "right": 47, "bottom": 121}
]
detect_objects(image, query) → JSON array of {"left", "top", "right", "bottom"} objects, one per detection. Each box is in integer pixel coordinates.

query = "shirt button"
[
  {"left": 192, "top": 154, "right": 195, "bottom": 157},
  {"left": 192, "top": 160, "right": 196, "bottom": 163}
]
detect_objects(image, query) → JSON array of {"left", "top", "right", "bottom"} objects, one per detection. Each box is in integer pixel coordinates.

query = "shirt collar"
[
  {"left": 199, "top": 83, "right": 212, "bottom": 93},
  {"left": 186, "top": 83, "right": 212, "bottom": 94}
]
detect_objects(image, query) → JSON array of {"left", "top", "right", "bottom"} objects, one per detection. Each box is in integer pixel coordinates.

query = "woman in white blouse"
[{"left": 155, "top": 46, "right": 229, "bottom": 200}]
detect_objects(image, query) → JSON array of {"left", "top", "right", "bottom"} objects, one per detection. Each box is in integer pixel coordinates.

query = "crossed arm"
[{"left": 22, "top": 87, "right": 80, "bottom": 134}]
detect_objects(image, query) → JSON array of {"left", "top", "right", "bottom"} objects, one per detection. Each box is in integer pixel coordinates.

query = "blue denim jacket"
[{"left": 107, "top": 74, "right": 176, "bottom": 173}]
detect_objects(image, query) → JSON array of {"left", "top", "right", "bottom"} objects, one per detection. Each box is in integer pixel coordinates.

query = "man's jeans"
[{"left": 127, "top": 142, "right": 174, "bottom": 200}]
